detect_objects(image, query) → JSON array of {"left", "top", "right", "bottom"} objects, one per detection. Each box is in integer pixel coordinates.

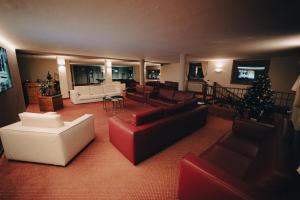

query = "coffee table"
[{"left": 102, "top": 95, "right": 125, "bottom": 112}]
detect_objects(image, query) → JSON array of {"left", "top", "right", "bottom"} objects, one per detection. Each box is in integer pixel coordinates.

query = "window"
[
  {"left": 147, "top": 69, "right": 160, "bottom": 80},
  {"left": 231, "top": 60, "right": 270, "bottom": 84},
  {"left": 188, "top": 63, "right": 204, "bottom": 81},
  {"left": 112, "top": 66, "right": 133, "bottom": 80},
  {"left": 71, "top": 64, "right": 104, "bottom": 85}
]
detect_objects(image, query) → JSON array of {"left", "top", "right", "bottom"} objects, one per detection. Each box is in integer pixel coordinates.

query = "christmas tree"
[{"left": 240, "top": 73, "right": 274, "bottom": 119}]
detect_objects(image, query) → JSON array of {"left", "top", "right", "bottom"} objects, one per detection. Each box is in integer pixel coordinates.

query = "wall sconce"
[
  {"left": 214, "top": 61, "right": 224, "bottom": 73},
  {"left": 58, "top": 65, "right": 66, "bottom": 71}
]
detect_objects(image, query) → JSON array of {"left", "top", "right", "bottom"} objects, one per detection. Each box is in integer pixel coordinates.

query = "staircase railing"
[{"left": 190, "top": 81, "right": 296, "bottom": 114}]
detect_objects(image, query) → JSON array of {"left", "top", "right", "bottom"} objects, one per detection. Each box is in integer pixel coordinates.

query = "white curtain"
[{"left": 292, "top": 75, "right": 300, "bottom": 130}]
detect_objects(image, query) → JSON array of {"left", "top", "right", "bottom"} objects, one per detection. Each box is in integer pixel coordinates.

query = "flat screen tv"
[
  {"left": 0, "top": 47, "right": 12, "bottom": 93},
  {"left": 231, "top": 59, "right": 270, "bottom": 85}
]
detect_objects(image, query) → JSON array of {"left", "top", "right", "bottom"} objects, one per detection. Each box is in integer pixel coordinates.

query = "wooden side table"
[{"left": 38, "top": 95, "right": 64, "bottom": 112}]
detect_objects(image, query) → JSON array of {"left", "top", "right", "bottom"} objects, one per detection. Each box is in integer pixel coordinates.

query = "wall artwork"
[{"left": 0, "top": 47, "right": 13, "bottom": 93}]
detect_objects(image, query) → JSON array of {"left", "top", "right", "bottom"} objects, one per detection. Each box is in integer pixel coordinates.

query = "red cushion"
[
  {"left": 135, "top": 85, "right": 144, "bottom": 94},
  {"left": 201, "top": 145, "right": 252, "bottom": 179},
  {"left": 132, "top": 108, "right": 164, "bottom": 126},
  {"left": 159, "top": 88, "right": 174, "bottom": 101}
]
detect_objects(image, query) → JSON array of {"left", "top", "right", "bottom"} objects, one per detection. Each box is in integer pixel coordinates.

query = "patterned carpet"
[{"left": 0, "top": 99, "right": 232, "bottom": 200}]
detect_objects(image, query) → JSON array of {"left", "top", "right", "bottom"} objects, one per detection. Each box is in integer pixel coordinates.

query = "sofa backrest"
[
  {"left": 104, "top": 84, "right": 117, "bottom": 93},
  {"left": 144, "top": 85, "right": 154, "bottom": 93},
  {"left": 132, "top": 108, "right": 164, "bottom": 126},
  {"left": 135, "top": 85, "right": 144, "bottom": 94},
  {"left": 164, "top": 98, "right": 198, "bottom": 116},
  {"left": 159, "top": 88, "right": 175, "bottom": 101},
  {"left": 19, "top": 112, "right": 64, "bottom": 128},
  {"left": 90, "top": 85, "right": 104, "bottom": 95},
  {"left": 74, "top": 86, "right": 90, "bottom": 96},
  {"left": 173, "top": 91, "right": 195, "bottom": 102}
]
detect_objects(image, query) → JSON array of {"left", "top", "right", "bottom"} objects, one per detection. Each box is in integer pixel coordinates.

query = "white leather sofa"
[
  {"left": 0, "top": 112, "right": 95, "bottom": 166},
  {"left": 70, "top": 83, "right": 125, "bottom": 104}
]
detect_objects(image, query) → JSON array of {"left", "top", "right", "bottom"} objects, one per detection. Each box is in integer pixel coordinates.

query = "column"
[
  {"left": 179, "top": 53, "right": 187, "bottom": 91},
  {"left": 139, "top": 59, "right": 145, "bottom": 85},
  {"left": 57, "top": 57, "right": 69, "bottom": 98},
  {"left": 105, "top": 59, "right": 113, "bottom": 83}
]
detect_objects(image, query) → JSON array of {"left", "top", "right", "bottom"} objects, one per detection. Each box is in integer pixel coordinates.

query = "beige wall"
[
  {"left": 269, "top": 56, "right": 300, "bottom": 92},
  {"left": 0, "top": 42, "right": 26, "bottom": 150},
  {"left": 18, "top": 57, "right": 58, "bottom": 82},
  {"left": 160, "top": 63, "right": 180, "bottom": 83},
  {"left": 161, "top": 56, "right": 300, "bottom": 92}
]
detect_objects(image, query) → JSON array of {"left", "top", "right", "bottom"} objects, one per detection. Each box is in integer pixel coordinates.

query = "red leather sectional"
[
  {"left": 178, "top": 118, "right": 298, "bottom": 200},
  {"left": 109, "top": 99, "right": 208, "bottom": 165},
  {"left": 148, "top": 88, "right": 196, "bottom": 107},
  {"left": 126, "top": 85, "right": 154, "bottom": 103}
]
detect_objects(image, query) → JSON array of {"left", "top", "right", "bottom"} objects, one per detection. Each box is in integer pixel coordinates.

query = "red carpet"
[{"left": 0, "top": 99, "right": 232, "bottom": 199}]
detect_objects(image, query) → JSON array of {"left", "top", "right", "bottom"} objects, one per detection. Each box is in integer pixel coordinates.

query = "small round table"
[{"left": 102, "top": 95, "right": 125, "bottom": 112}]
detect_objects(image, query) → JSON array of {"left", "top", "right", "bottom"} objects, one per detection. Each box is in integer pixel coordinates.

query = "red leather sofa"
[
  {"left": 178, "top": 118, "right": 299, "bottom": 200},
  {"left": 109, "top": 99, "right": 208, "bottom": 165},
  {"left": 126, "top": 85, "right": 154, "bottom": 103},
  {"left": 149, "top": 88, "right": 196, "bottom": 107}
]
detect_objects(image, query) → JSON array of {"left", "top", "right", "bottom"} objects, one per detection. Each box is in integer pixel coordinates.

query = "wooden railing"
[{"left": 189, "top": 81, "right": 295, "bottom": 113}]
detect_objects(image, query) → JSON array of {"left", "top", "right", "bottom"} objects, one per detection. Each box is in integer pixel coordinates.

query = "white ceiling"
[{"left": 0, "top": 0, "right": 300, "bottom": 62}]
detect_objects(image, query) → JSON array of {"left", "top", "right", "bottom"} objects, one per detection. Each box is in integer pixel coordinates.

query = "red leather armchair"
[{"left": 178, "top": 119, "right": 298, "bottom": 200}]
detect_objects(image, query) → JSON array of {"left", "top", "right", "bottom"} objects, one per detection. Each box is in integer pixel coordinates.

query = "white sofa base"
[{"left": 0, "top": 114, "right": 95, "bottom": 166}]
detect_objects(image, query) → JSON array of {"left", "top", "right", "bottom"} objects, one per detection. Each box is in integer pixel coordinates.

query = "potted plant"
[{"left": 39, "top": 72, "right": 60, "bottom": 96}]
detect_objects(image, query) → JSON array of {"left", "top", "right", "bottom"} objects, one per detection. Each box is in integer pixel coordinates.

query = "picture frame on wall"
[
  {"left": 0, "top": 47, "right": 13, "bottom": 93},
  {"left": 231, "top": 59, "right": 270, "bottom": 85}
]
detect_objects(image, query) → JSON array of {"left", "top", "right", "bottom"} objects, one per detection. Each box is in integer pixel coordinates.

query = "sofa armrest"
[
  {"left": 178, "top": 153, "right": 257, "bottom": 200},
  {"left": 70, "top": 90, "right": 79, "bottom": 104},
  {"left": 108, "top": 117, "right": 138, "bottom": 164},
  {"left": 232, "top": 119, "right": 275, "bottom": 141}
]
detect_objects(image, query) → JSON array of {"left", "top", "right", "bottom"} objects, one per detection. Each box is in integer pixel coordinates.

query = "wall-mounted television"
[
  {"left": 0, "top": 47, "right": 12, "bottom": 93},
  {"left": 231, "top": 59, "right": 270, "bottom": 85}
]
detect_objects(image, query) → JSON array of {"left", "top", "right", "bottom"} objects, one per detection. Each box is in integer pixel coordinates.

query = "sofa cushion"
[
  {"left": 90, "top": 85, "right": 103, "bottom": 95},
  {"left": 173, "top": 91, "right": 195, "bottom": 102},
  {"left": 132, "top": 108, "right": 164, "bottom": 126},
  {"left": 220, "top": 135, "right": 260, "bottom": 158},
  {"left": 78, "top": 94, "right": 102, "bottom": 100},
  {"left": 19, "top": 112, "right": 64, "bottom": 128},
  {"left": 159, "top": 88, "right": 174, "bottom": 101},
  {"left": 136, "top": 85, "right": 144, "bottom": 94},
  {"left": 74, "top": 86, "right": 90, "bottom": 96},
  {"left": 201, "top": 145, "right": 252, "bottom": 179}
]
